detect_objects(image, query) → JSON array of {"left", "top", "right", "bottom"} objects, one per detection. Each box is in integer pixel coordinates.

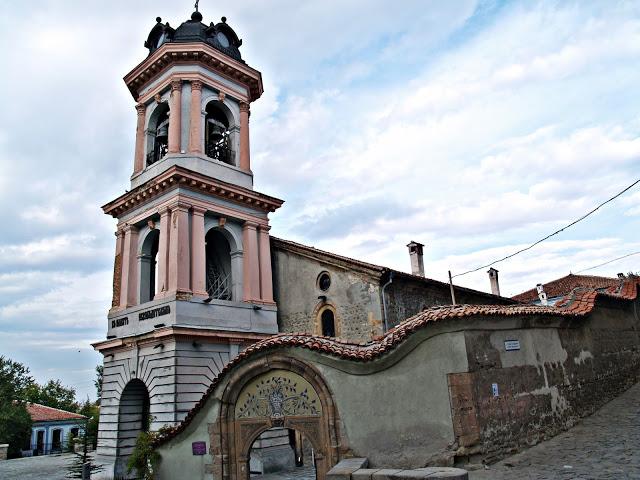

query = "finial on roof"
[
  {"left": 156, "top": 17, "right": 162, "bottom": 23},
  {"left": 194, "top": 0, "right": 199, "bottom": 12},
  {"left": 222, "top": 16, "right": 227, "bottom": 23}
]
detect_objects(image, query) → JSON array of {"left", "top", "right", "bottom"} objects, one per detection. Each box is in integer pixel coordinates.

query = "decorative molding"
[
  {"left": 218, "top": 91, "right": 226, "bottom": 102},
  {"left": 191, "top": 79, "right": 203, "bottom": 91},
  {"left": 135, "top": 103, "right": 146, "bottom": 116},
  {"left": 239, "top": 102, "right": 250, "bottom": 113},
  {"left": 170, "top": 79, "right": 182, "bottom": 92}
]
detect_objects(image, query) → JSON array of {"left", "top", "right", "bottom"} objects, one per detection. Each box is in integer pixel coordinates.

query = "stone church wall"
[{"left": 271, "top": 247, "right": 384, "bottom": 342}]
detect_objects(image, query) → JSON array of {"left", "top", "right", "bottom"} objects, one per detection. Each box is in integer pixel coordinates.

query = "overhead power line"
[
  {"left": 575, "top": 250, "right": 640, "bottom": 274},
  {"left": 452, "top": 178, "right": 640, "bottom": 278}
]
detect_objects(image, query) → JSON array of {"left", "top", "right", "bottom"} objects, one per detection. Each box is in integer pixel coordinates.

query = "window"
[
  {"left": 205, "top": 103, "right": 233, "bottom": 165},
  {"left": 139, "top": 229, "right": 160, "bottom": 303},
  {"left": 206, "top": 229, "right": 232, "bottom": 300},
  {"left": 321, "top": 309, "right": 335, "bottom": 337},
  {"left": 317, "top": 272, "right": 331, "bottom": 291},
  {"left": 147, "top": 103, "right": 169, "bottom": 166}
]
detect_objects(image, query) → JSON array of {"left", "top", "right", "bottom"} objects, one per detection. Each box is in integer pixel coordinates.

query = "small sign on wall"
[
  {"left": 192, "top": 441, "right": 207, "bottom": 456},
  {"left": 491, "top": 383, "right": 499, "bottom": 397},
  {"left": 504, "top": 340, "right": 521, "bottom": 351}
]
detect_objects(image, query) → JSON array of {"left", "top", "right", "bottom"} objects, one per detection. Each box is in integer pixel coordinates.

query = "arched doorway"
[
  {"left": 116, "top": 379, "right": 150, "bottom": 475},
  {"left": 249, "top": 427, "right": 316, "bottom": 479},
  {"left": 211, "top": 357, "right": 344, "bottom": 480}
]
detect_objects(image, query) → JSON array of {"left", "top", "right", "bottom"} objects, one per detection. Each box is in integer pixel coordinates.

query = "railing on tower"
[{"left": 206, "top": 263, "right": 231, "bottom": 300}]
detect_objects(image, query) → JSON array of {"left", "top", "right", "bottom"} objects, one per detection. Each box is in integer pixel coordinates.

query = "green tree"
[
  {"left": 0, "top": 357, "right": 34, "bottom": 457},
  {"left": 77, "top": 398, "right": 100, "bottom": 449},
  {"left": 25, "top": 379, "right": 78, "bottom": 412},
  {"left": 94, "top": 365, "right": 103, "bottom": 402}
]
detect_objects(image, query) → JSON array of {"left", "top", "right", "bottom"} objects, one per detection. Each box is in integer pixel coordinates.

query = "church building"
[{"left": 92, "top": 7, "right": 511, "bottom": 477}]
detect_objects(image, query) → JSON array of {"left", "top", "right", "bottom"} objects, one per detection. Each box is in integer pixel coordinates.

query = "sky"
[{"left": 0, "top": 0, "right": 639, "bottom": 401}]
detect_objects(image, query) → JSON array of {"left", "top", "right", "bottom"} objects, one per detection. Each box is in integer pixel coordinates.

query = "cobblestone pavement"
[
  {"left": 253, "top": 465, "right": 316, "bottom": 479},
  {"left": 0, "top": 453, "right": 77, "bottom": 480},
  {"left": 469, "top": 382, "right": 640, "bottom": 480}
]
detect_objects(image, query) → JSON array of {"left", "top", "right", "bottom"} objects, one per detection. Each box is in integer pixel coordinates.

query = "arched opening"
[
  {"left": 146, "top": 103, "right": 169, "bottom": 166},
  {"left": 321, "top": 310, "right": 335, "bottom": 337},
  {"left": 249, "top": 427, "right": 316, "bottom": 479},
  {"left": 205, "top": 102, "right": 233, "bottom": 165},
  {"left": 139, "top": 229, "right": 160, "bottom": 303},
  {"left": 206, "top": 229, "right": 232, "bottom": 300},
  {"left": 116, "top": 379, "right": 150, "bottom": 474}
]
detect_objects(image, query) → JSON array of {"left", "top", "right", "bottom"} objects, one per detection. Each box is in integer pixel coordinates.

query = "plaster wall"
[{"left": 272, "top": 248, "right": 383, "bottom": 342}]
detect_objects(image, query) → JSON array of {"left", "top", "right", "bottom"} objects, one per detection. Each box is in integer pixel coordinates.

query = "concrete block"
[
  {"left": 372, "top": 469, "right": 403, "bottom": 480},
  {"left": 353, "top": 469, "right": 381, "bottom": 480},
  {"left": 327, "top": 458, "right": 370, "bottom": 480},
  {"left": 0, "top": 444, "right": 8, "bottom": 461},
  {"left": 412, "top": 467, "right": 468, "bottom": 479}
]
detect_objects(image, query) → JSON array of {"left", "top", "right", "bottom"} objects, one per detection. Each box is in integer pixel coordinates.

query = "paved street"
[
  {"left": 0, "top": 453, "right": 77, "bottom": 480},
  {"left": 254, "top": 465, "right": 316, "bottom": 479},
  {"left": 470, "top": 382, "right": 640, "bottom": 479}
]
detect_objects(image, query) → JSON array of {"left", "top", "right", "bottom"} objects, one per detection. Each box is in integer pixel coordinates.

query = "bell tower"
[{"left": 93, "top": 7, "right": 282, "bottom": 477}]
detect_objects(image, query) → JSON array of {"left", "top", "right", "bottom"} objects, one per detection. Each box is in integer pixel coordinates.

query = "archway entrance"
[
  {"left": 211, "top": 358, "right": 344, "bottom": 480},
  {"left": 116, "top": 379, "right": 150, "bottom": 475},
  {"left": 249, "top": 427, "right": 316, "bottom": 479}
]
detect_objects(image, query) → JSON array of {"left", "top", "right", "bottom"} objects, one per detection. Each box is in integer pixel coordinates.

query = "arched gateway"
[{"left": 210, "top": 357, "right": 343, "bottom": 480}]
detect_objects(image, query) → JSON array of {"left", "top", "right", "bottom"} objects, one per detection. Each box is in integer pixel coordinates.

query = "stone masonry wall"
[{"left": 450, "top": 298, "right": 640, "bottom": 463}]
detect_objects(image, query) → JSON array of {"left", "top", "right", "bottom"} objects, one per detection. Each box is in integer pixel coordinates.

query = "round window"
[{"left": 317, "top": 272, "right": 331, "bottom": 291}]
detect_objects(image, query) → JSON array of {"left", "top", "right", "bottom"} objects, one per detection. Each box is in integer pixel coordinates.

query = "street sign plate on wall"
[{"left": 192, "top": 441, "right": 207, "bottom": 455}]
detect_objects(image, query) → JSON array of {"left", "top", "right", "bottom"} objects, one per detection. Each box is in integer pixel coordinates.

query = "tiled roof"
[
  {"left": 155, "top": 277, "right": 638, "bottom": 446},
  {"left": 512, "top": 274, "right": 621, "bottom": 303},
  {"left": 26, "top": 403, "right": 86, "bottom": 422}
]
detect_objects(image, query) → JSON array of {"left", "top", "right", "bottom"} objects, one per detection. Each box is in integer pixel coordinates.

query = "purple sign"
[{"left": 192, "top": 441, "right": 207, "bottom": 456}]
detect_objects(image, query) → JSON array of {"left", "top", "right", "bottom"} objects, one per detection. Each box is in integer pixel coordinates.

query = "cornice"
[
  {"left": 124, "top": 42, "right": 263, "bottom": 102},
  {"left": 102, "top": 165, "right": 284, "bottom": 218}
]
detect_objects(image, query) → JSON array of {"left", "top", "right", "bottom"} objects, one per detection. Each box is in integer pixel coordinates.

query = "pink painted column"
[
  {"left": 154, "top": 207, "right": 170, "bottom": 299},
  {"left": 258, "top": 225, "right": 274, "bottom": 303},
  {"left": 188, "top": 80, "right": 203, "bottom": 154},
  {"left": 242, "top": 221, "right": 260, "bottom": 302},
  {"left": 239, "top": 102, "right": 251, "bottom": 171},
  {"left": 168, "top": 79, "right": 182, "bottom": 154},
  {"left": 191, "top": 206, "right": 208, "bottom": 297},
  {"left": 167, "top": 201, "right": 192, "bottom": 295},
  {"left": 111, "top": 229, "right": 125, "bottom": 308},
  {"left": 133, "top": 103, "right": 147, "bottom": 174},
  {"left": 119, "top": 224, "right": 139, "bottom": 308}
]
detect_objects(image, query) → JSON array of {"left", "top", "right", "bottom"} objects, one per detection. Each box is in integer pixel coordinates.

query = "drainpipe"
[{"left": 381, "top": 271, "right": 394, "bottom": 332}]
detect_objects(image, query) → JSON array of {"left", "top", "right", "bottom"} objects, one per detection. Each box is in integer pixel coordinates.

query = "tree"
[
  {"left": 77, "top": 398, "right": 99, "bottom": 449},
  {"left": 25, "top": 379, "right": 78, "bottom": 412},
  {"left": 94, "top": 365, "right": 103, "bottom": 402},
  {"left": 0, "top": 357, "right": 34, "bottom": 457}
]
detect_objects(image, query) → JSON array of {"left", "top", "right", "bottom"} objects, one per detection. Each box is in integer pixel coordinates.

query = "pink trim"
[
  {"left": 239, "top": 102, "right": 250, "bottom": 171},
  {"left": 191, "top": 206, "right": 208, "bottom": 296},
  {"left": 258, "top": 226, "right": 273, "bottom": 303},
  {"left": 168, "top": 80, "right": 182, "bottom": 154},
  {"left": 167, "top": 202, "right": 192, "bottom": 295},
  {"left": 154, "top": 207, "right": 171, "bottom": 299},
  {"left": 242, "top": 222, "right": 260, "bottom": 302},
  {"left": 188, "top": 81, "right": 203, "bottom": 154},
  {"left": 133, "top": 104, "right": 146, "bottom": 174},
  {"left": 120, "top": 225, "right": 139, "bottom": 307}
]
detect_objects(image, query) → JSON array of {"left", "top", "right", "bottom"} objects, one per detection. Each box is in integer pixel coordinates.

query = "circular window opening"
[{"left": 317, "top": 272, "right": 331, "bottom": 291}]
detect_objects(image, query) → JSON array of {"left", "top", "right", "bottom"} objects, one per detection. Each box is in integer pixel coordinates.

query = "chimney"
[
  {"left": 536, "top": 283, "right": 548, "bottom": 306},
  {"left": 617, "top": 273, "right": 625, "bottom": 279},
  {"left": 407, "top": 241, "right": 425, "bottom": 277},
  {"left": 487, "top": 267, "right": 500, "bottom": 296}
]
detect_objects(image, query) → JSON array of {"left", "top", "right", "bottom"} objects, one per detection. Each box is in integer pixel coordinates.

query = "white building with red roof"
[{"left": 26, "top": 403, "right": 86, "bottom": 456}]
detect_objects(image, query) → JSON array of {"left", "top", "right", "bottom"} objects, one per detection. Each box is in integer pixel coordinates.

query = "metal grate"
[{"left": 207, "top": 263, "right": 231, "bottom": 300}]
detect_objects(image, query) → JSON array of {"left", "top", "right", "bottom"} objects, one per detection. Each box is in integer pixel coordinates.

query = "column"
[
  {"left": 167, "top": 79, "right": 182, "bottom": 154},
  {"left": 154, "top": 207, "right": 170, "bottom": 299},
  {"left": 242, "top": 221, "right": 260, "bottom": 302},
  {"left": 239, "top": 102, "right": 251, "bottom": 171},
  {"left": 167, "top": 201, "right": 192, "bottom": 295},
  {"left": 258, "top": 225, "right": 274, "bottom": 303},
  {"left": 133, "top": 103, "right": 147, "bottom": 174},
  {"left": 111, "top": 229, "right": 125, "bottom": 308},
  {"left": 188, "top": 80, "right": 203, "bottom": 154},
  {"left": 119, "top": 224, "right": 139, "bottom": 308},
  {"left": 191, "top": 206, "right": 208, "bottom": 296}
]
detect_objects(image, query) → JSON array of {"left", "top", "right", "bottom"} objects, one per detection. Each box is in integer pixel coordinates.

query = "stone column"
[
  {"left": 191, "top": 206, "right": 208, "bottom": 297},
  {"left": 239, "top": 102, "right": 251, "bottom": 171},
  {"left": 242, "top": 221, "right": 260, "bottom": 302},
  {"left": 188, "top": 80, "right": 203, "bottom": 154},
  {"left": 120, "top": 225, "right": 139, "bottom": 308},
  {"left": 111, "top": 229, "right": 125, "bottom": 308},
  {"left": 167, "top": 201, "right": 192, "bottom": 296},
  {"left": 258, "top": 225, "right": 274, "bottom": 303},
  {"left": 133, "top": 103, "right": 147, "bottom": 174},
  {"left": 168, "top": 79, "right": 182, "bottom": 154},
  {"left": 155, "top": 207, "right": 170, "bottom": 299}
]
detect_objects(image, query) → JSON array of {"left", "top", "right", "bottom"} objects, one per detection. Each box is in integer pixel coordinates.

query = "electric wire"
[
  {"left": 451, "top": 178, "right": 640, "bottom": 278},
  {"left": 575, "top": 250, "right": 640, "bottom": 274}
]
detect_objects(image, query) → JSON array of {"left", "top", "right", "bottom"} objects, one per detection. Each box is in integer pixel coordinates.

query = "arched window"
[
  {"left": 206, "top": 229, "right": 232, "bottom": 300},
  {"left": 204, "top": 102, "right": 233, "bottom": 165},
  {"left": 321, "top": 309, "right": 335, "bottom": 337},
  {"left": 117, "top": 379, "right": 150, "bottom": 461},
  {"left": 140, "top": 229, "right": 160, "bottom": 303},
  {"left": 146, "top": 103, "right": 169, "bottom": 166}
]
